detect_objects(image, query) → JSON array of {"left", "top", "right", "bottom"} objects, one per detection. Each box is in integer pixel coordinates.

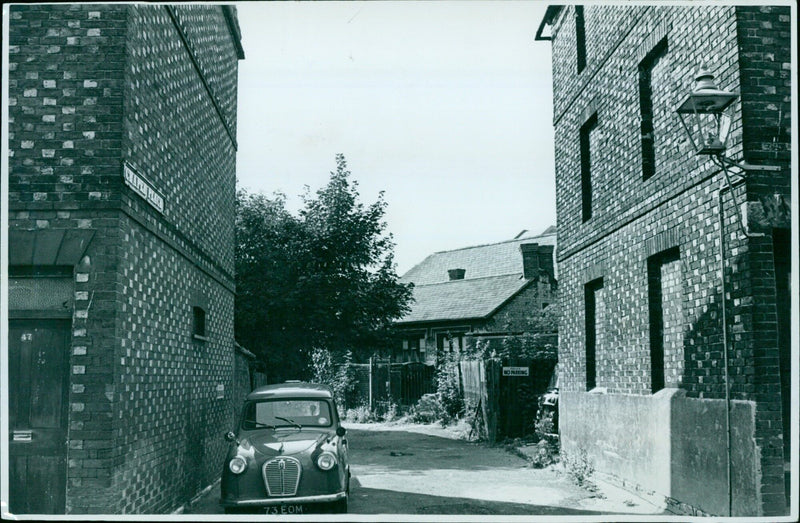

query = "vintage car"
[{"left": 220, "top": 382, "right": 350, "bottom": 514}]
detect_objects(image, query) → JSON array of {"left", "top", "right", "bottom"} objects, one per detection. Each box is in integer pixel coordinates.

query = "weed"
[{"left": 562, "top": 447, "right": 597, "bottom": 491}]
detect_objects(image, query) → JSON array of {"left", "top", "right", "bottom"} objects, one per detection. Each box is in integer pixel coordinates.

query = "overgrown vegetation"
[
  {"left": 435, "top": 352, "right": 465, "bottom": 424},
  {"left": 309, "top": 347, "right": 359, "bottom": 410},
  {"left": 235, "top": 154, "right": 413, "bottom": 382},
  {"left": 562, "top": 447, "right": 598, "bottom": 492}
]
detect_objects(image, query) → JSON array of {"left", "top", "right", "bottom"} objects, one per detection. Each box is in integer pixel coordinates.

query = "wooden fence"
[
  {"left": 350, "top": 358, "right": 436, "bottom": 410},
  {"left": 460, "top": 357, "right": 556, "bottom": 443}
]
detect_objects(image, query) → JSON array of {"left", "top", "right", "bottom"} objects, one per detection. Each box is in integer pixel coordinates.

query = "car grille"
[{"left": 262, "top": 457, "right": 301, "bottom": 496}]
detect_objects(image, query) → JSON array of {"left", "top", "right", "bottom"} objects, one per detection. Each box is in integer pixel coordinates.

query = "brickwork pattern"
[
  {"left": 659, "top": 257, "right": 685, "bottom": 388},
  {"left": 7, "top": 4, "right": 128, "bottom": 211},
  {"left": 112, "top": 215, "right": 234, "bottom": 514},
  {"left": 551, "top": 5, "right": 743, "bottom": 259},
  {"left": 122, "top": 5, "right": 237, "bottom": 277},
  {"left": 482, "top": 280, "right": 555, "bottom": 333},
  {"left": 548, "top": 4, "right": 791, "bottom": 515},
  {"left": 8, "top": 4, "right": 242, "bottom": 514}
]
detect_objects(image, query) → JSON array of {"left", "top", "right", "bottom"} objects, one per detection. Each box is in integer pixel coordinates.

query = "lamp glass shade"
[{"left": 676, "top": 89, "right": 738, "bottom": 114}]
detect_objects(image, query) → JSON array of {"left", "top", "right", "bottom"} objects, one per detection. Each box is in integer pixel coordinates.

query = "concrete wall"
[{"left": 561, "top": 390, "right": 759, "bottom": 516}]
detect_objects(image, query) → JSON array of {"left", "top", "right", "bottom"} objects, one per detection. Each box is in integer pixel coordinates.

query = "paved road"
[{"left": 187, "top": 423, "right": 663, "bottom": 516}]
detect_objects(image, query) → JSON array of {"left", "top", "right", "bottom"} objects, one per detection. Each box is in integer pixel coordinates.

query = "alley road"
[{"left": 187, "top": 422, "right": 664, "bottom": 516}]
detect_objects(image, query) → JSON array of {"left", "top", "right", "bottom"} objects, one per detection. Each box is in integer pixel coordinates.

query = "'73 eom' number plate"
[{"left": 266, "top": 505, "right": 304, "bottom": 515}]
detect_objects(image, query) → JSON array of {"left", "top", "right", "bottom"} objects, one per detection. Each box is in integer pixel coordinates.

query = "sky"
[{"left": 234, "top": 1, "right": 556, "bottom": 275}]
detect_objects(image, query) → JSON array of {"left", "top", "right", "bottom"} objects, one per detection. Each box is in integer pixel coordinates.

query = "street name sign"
[{"left": 123, "top": 162, "right": 164, "bottom": 213}]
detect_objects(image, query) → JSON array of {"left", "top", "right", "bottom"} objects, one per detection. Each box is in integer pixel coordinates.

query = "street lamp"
[{"left": 676, "top": 66, "right": 738, "bottom": 157}]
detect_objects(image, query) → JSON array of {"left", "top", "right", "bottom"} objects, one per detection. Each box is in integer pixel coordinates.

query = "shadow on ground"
[{"left": 349, "top": 480, "right": 609, "bottom": 515}]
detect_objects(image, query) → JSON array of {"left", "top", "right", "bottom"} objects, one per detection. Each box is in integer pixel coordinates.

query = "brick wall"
[
  {"left": 482, "top": 279, "right": 555, "bottom": 333},
  {"left": 8, "top": 4, "right": 242, "bottom": 514},
  {"left": 547, "top": 4, "right": 790, "bottom": 515},
  {"left": 111, "top": 214, "right": 234, "bottom": 513}
]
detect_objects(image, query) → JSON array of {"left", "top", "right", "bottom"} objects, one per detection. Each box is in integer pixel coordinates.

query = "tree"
[{"left": 235, "top": 154, "right": 413, "bottom": 382}]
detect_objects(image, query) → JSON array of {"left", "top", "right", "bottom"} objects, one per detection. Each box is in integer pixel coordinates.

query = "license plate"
[{"left": 265, "top": 504, "right": 304, "bottom": 515}]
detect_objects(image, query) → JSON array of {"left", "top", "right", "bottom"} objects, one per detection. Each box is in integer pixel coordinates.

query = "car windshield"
[{"left": 241, "top": 399, "right": 333, "bottom": 430}]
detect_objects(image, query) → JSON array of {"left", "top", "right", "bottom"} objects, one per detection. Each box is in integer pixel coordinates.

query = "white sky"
[{"left": 234, "top": 1, "right": 556, "bottom": 275}]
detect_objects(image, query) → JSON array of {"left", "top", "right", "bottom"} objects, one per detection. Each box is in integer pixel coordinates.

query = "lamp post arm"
[{"left": 714, "top": 155, "right": 766, "bottom": 239}]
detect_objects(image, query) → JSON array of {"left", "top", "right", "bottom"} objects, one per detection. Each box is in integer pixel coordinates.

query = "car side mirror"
[
  {"left": 224, "top": 431, "right": 237, "bottom": 443},
  {"left": 336, "top": 426, "right": 346, "bottom": 437}
]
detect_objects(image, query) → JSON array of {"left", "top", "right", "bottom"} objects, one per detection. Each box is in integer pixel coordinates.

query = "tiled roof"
[
  {"left": 397, "top": 274, "right": 531, "bottom": 324},
  {"left": 400, "top": 230, "right": 557, "bottom": 285},
  {"left": 396, "top": 228, "right": 557, "bottom": 325}
]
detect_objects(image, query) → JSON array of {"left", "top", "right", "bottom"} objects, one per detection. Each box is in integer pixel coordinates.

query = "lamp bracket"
[{"left": 737, "top": 162, "right": 781, "bottom": 172}]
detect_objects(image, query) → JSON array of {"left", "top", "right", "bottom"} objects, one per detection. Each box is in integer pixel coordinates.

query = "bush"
[
  {"left": 562, "top": 447, "right": 597, "bottom": 490},
  {"left": 407, "top": 394, "right": 442, "bottom": 424},
  {"left": 343, "top": 405, "right": 375, "bottom": 423},
  {"left": 309, "top": 348, "right": 358, "bottom": 410},
  {"left": 534, "top": 409, "right": 556, "bottom": 440},
  {"left": 530, "top": 440, "right": 559, "bottom": 468},
  {"left": 381, "top": 402, "right": 399, "bottom": 422},
  {"left": 436, "top": 352, "right": 464, "bottom": 420}
]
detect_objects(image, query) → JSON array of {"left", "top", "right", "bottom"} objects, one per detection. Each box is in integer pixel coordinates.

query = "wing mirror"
[{"left": 336, "top": 426, "right": 346, "bottom": 437}]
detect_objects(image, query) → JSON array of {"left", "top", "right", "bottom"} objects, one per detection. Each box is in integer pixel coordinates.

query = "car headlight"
[
  {"left": 316, "top": 451, "right": 337, "bottom": 471},
  {"left": 229, "top": 456, "right": 247, "bottom": 474}
]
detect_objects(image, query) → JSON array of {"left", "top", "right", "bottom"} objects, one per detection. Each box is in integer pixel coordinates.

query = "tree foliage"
[{"left": 235, "top": 154, "right": 413, "bottom": 382}]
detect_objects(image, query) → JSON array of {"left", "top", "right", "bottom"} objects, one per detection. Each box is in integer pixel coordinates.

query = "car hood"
[{"left": 242, "top": 430, "right": 331, "bottom": 458}]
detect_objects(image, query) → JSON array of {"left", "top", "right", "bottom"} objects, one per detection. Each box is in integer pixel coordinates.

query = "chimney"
[
  {"left": 448, "top": 268, "right": 466, "bottom": 281},
  {"left": 520, "top": 244, "right": 554, "bottom": 280}
]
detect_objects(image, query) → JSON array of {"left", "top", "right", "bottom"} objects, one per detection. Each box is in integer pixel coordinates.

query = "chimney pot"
[{"left": 448, "top": 268, "right": 466, "bottom": 281}]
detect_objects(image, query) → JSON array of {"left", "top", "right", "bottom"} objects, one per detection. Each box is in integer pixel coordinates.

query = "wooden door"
[{"left": 8, "top": 319, "right": 70, "bottom": 514}]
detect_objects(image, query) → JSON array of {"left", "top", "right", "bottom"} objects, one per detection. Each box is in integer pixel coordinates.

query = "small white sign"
[
  {"left": 502, "top": 366, "right": 529, "bottom": 377},
  {"left": 123, "top": 162, "right": 164, "bottom": 213}
]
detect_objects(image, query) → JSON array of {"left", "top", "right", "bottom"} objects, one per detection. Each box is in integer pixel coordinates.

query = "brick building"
[
  {"left": 6, "top": 4, "right": 244, "bottom": 514},
  {"left": 394, "top": 228, "right": 557, "bottom": 364},
  {"left": 536, "top": 4, "right": 792, "bottom": 516}
]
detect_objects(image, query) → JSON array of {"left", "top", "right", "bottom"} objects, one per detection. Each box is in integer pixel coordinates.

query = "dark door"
[{"left": 8, "top": 319, "right": 70, "bottom": 514}]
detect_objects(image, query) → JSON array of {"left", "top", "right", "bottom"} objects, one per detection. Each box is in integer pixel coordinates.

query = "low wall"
[{"left": 561, "top": 389, "right": 759, "bottom": 516}]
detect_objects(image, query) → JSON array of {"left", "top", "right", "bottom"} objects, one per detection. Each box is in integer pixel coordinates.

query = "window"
[
  {"left": 575, "top": 6, "right": 587, "bottom": 73},
  {"left": 584, "top": 278, "right": 604, "bottom": 391},
  {"left": 639, "top": 38, "right": 668, "bottom": 180},
  {"left": 193, "top": 306, "right": 207, "bottom": 340},
  {"left": 647, "top": 247, "right": 681, "bottom": 392},
  {"left": 580, "top": 112, "right": 598, "bottom": 222},
  {"left": 401, "top": 335, "right": 424, "bottom": 363}
]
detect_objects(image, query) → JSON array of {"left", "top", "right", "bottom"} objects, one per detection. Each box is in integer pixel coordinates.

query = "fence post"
[
  {"left": 369, "top": 357, "right": 374, "bottom": 411},
  {"left": 387, "top": 361, "right": 392, "bottom": 403}
]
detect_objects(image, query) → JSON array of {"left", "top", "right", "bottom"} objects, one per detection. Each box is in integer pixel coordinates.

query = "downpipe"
[
  {"left": 715, "top": 157, "right": 764, "bottom": 517},
  {"left": 717, "top": 181, "right": 733, "bottom": 517}
]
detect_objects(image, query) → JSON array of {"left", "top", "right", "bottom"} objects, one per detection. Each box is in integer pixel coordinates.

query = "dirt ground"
[{"left": 186, "top": 420, "right": 665, "bottom": 517}]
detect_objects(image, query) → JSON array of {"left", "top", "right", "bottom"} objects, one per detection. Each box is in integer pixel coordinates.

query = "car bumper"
[{"left": 220, "top": 491, "right": 346, "bottom": 507}]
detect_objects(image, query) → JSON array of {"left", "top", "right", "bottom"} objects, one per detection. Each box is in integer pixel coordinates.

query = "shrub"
[
  {"left": 343, "top": 405, "right": 375, "bottom": 423},
  {"left": 530, "top": 440, "right": 559, "bottom": 468},
  {"left": 562, "top": 447, "right": 597, "bottom": 490},
  {"left": 436, "top": 352, "right": 464, "bottom": 420},
  {"left": 407, "top": 394, "right": 442, "bottom": 424},
  {"left": 534, "top": 409, "right": 556, "bottom": 440},
  {"left": 309, "top": 348, "right": 358, "bottom": 410}
]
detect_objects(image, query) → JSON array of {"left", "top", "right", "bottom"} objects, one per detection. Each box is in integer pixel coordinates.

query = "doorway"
[{"left": 8, "top": 319, "right": 71, "bottom": 514}]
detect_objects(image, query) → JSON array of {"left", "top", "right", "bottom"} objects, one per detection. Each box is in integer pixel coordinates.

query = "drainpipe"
[{"left": 717, "top": 181, "right": 733, "bottom": 517}]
